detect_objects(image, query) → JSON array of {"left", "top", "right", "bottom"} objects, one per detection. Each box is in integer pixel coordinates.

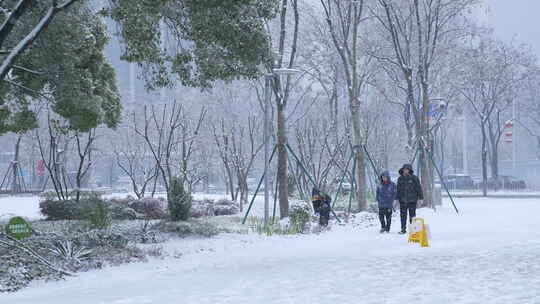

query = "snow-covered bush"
[
  {"left": 109, "top": 196, "right": 166, "bottom": 219},
  {"left": 289, "top": 204, "right": 311, "bottom": 233},
  {"left": 49, "top": 240, "right": 93, "bottom": 263},
  {"left": 168, "top": 177, "right": 192, "bottom": 221},
  {"left": 191, "top": 199, "right": 215, "bottom": 218},
  {"left": 40, "top": 197, "right": 138, "bottom": 221},
  {"left": 78, "top": 229, "right": 130, "bottom": 249},
  {"left": 154, "top": 219, "right": 219, "bottom": 237},
  {"left": 129, "top": 197, "right": 167, "bottom": 219},
  {"left": 0, "top": 219, "right": 168, "bottom": 293},
  {"left": 138, "top": 219, "right": 163, "bottom": 244},
  {"left": 0, "top": 250, "right": 63, "bottom": 293},
  {"left": 214, "top": 199, "right": 239, "bottom": 216},
  {"left": 39, "top": 199, "right": 82, "bottom": 220},
  {"left": 191, "top": 199, "right": 239, "bottom": 218},
  {"left": 107, "top": 202, "right": 138, "bottom": 220}
]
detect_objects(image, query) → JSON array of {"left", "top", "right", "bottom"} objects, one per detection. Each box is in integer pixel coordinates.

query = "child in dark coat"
[
  {"left": 311, "top": 188, "right": 332, "bottom": 226},
  {"left": 376, "top": 171, "right": 397, "bottom": 233}
]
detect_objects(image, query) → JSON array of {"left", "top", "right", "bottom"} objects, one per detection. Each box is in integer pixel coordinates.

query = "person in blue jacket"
[{"left": 376, "top": 171, "right": 397, "bottom": 233}]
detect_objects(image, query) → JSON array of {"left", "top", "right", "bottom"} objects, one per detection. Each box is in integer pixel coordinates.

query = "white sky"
[{"left": 487, "top": 0, "right": 540, "bottom": 56}]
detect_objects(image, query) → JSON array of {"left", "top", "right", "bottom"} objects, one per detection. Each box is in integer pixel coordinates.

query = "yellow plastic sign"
[{"left": 408, "top": 217, "right": 429, "bottom": 247}]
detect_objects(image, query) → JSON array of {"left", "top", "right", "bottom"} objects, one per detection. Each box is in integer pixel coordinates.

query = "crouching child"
[
  {"left": 311, "top": 188, "right": 332, "bottom": 227},
  {"left": 376, "top": 171, "right": 397, "bottom": 233}
]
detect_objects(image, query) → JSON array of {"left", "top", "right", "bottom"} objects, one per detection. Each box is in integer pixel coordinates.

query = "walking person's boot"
[{"left": 379, "top": 209, "right": 387, "bottom": 233}]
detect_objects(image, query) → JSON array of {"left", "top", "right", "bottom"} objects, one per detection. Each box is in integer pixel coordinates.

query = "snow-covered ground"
[
  {"left": 0, "top": 195, "right": 42, "bottom": 220},
  {"left": 2, "top": 197, "right": 540, "bottom": 303}
]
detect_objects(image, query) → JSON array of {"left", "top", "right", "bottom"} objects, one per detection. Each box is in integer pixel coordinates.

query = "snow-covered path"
[{"left": 4, "top": 198, "right": 540, "bottom": 304}]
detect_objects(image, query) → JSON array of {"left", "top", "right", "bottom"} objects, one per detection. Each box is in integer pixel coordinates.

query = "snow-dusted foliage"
[{"left": 0, "top": 219, "right": 169, "bottom": 293}]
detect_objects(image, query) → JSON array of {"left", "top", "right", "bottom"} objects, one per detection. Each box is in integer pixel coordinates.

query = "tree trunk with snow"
[{"left": 277, "top": 102, "right": 289, "bottom": 218}]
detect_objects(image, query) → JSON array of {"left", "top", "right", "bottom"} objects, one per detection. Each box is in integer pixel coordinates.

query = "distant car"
[
  {"left": 443, "top": 174, "right": 474, "bottom": 190},
  {"left": 481, "top": 176, "right": 526, "bottom": 190}
]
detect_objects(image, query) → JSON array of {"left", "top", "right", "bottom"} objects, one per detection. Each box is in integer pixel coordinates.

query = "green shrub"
[
  {"left": 40, "top": 195, "right": 137, "bottom": 221},
  {"left": 248, "top": 217, "right": 303, "bottom": 236},
  {"left": 84, "top": 200, "right": 112, "bottom": 229},
  {"left": 289, "top": 204, "right": 311, "bottom": 233},
  {"left": 168, "top": 177, "right": 192, "bottom": 221},
  {"left": 39, "top": 199, "right": 82, "bottom": 220}
]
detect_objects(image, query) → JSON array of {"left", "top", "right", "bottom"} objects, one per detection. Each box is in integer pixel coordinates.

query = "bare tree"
[
  {"left": 133, "top": 102, "right": 181, "bottom": 194},
  {"left": 212, "top": 113, "right": 263, "bottom": 210},
  {"left": 178, "top": 107, "right": 207, "bottom": 192},
  {"left": 454, "top": 38, "right": 527, "bottom": 196},
  {"left": 264, "top": 0, "right": 301, "bottom": 218},
  {"left": 73, "top": 129, "right": 96, "bottom": 202},
  {"left": 519, "top": 71, "right": 540, "bottom": 158},
  {"left": 133, "top": 101, "right": 207, "bottom": 195},
  {"left": 291, "top": 117, "right": 347, "bottom": 198},
  {"left": 35, "top": 112, "right": 71, "bottom": 201},
  {"left": 371, "top": 0, "right": 476, "bottom": 206},
  {"left": 212, "top": 119, "right": 238, "bottom": 202},
  {"left": 320, "top": 0, "right": 372, "bottom": 211},
  {"left": 113, "top": 128, "right": 158, "bottom": 199}
]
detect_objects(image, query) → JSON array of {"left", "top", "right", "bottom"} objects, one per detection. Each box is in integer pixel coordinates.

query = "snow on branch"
[{"left": 0, "top": 0, "right": 80, "bottom": 81}]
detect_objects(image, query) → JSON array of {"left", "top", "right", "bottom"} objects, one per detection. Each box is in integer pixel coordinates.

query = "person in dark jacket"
[
  {"left": 311, "top": 188, "right": 331, "bottom": 227},
  {"left": 396, "top": 164, "right": 423, "bottom": 234},
  {"left": 376, "top": 171, "right": 396, "bottom": 233}
]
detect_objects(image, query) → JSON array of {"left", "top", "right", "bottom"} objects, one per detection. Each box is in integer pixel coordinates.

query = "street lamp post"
[
  {"left": 263, "top": 67, "right": 301, "bottom": 226},
  {"left": 263, "top": 73, "right": 271, "bottom": 226}
]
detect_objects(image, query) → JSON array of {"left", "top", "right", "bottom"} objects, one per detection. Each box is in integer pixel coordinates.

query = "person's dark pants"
[
  {"left": 399, "top": 202, "right": 417, "bottom": 232},
  {"left": 319, "top": 205, "right": 331, "bottom": 226},
  {"left": 378, "top": 208, "right": 392, "bottom": 231},
  {"left": 319, "top": 211, "right": 330, "bottom": 226}
]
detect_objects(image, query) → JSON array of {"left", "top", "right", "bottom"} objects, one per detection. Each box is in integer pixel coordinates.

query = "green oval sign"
[{"left": 5, "top": 216, "right": 32, "bottom": 239}]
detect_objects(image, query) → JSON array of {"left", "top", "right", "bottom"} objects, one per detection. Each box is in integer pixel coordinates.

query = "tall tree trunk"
[
  {"left": 487, "top": 124, "right": 500, "bottom": 180},
  {"left": 277, "top": 102, "right": 289, "bottom": 218},
  {"left": 350, "top": 101, "right": 367, "bottom": 211},
  {"left": 239, "top": 178, "right": 248, "bottom": 212},
  {"left": 491, "top": 148, "right": 499, "bottom": 180},
  {"left": 12, "top": 136, "right": 22, "bottom": 193},
  {"left": 225, "top": 165, "right": 235, "bottom": 201},
  {"left": 405, "top": 75, "right": 416, "bottom": 157},
  {"left": 481, "top": 124, "right": 488, "bottom": 197}
]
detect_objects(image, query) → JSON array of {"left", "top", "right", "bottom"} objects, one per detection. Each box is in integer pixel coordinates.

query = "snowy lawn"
[
  {"left": 0, "top": 195, "right": 42, "bottom": 220},
  {"left": 2, "top": 197, "right": 540, "bottom": 304}
]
